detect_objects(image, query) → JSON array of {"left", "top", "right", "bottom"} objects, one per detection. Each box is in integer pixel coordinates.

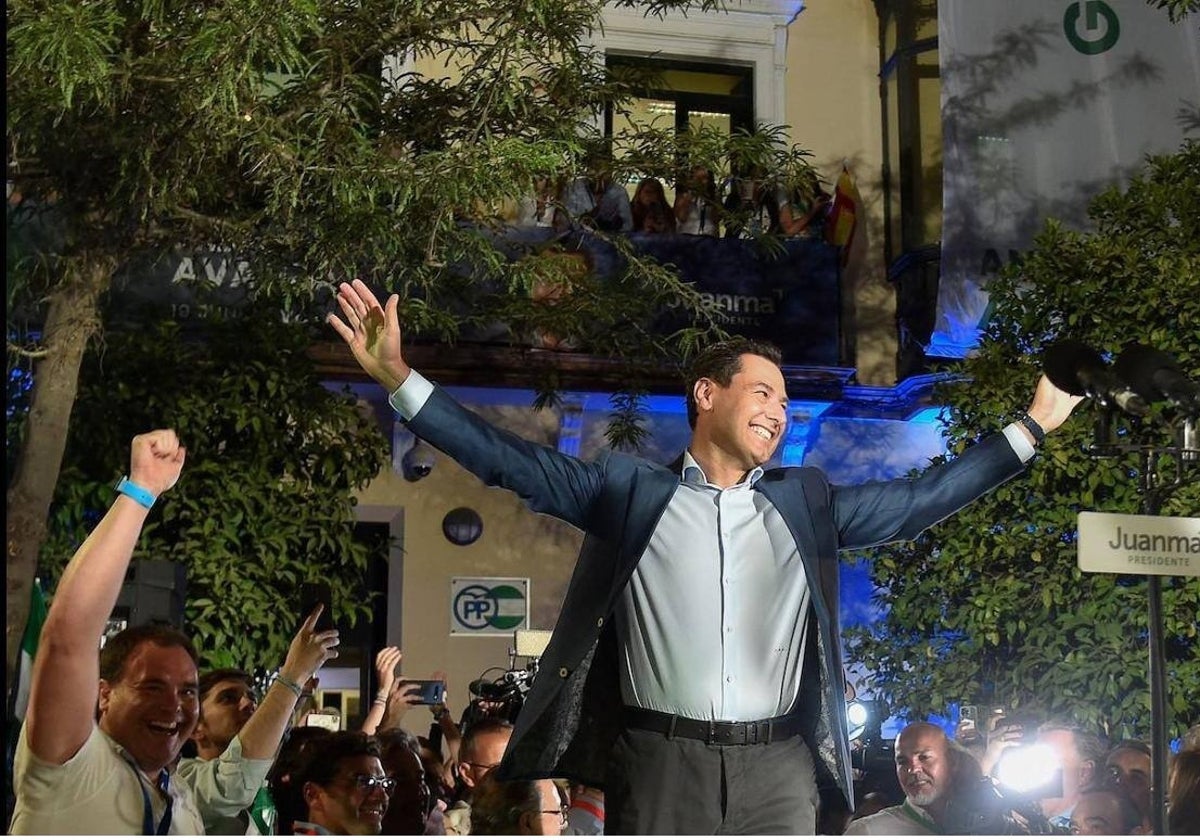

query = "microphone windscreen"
[
  {"left": 469, "top": 679, "right": 514, "bottom": 700},
  {"left": 1043, "top": 339, "right": 1103, "bottom": 396},
  {"left": 1113, "top": 343, "right": 1176, "bottom": 400}
]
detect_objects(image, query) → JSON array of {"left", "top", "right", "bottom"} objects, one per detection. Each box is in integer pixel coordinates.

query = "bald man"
[{"left": 845, "top": 723, "right": 976, "bottom": 835}]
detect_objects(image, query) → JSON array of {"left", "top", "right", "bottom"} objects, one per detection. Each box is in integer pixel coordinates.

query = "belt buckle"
[{"left": 707, "top": 720, "right": 718, "bottom": 745}]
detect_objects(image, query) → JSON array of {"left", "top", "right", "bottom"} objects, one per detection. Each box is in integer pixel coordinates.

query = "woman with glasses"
[{"left": 469, "top": 775, "right": 566, "bottom": 835}]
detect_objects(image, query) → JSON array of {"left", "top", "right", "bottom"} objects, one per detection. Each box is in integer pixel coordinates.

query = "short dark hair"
[
  {"left": 684, "top": 338, "right": 784, "bottom": 428},
  {"left": 1106, "top": 738, "right": 1152, "bottom": 762},
  {"left": 269, "top": 726, "right": 335, "bottom": 834},
  {"left": 297, "top": 730, "right": 383, "bottom": 789},
  {"left": 469, "top": 775, "right": 544, "bottom": 835},
  {"left": 1076, "top": 782, "right": 1142, "bottom": 833},
  {"left": 197, "top": 668, "right": 252, "bottom": 703},
  {"left": 377, "top": 727, "right": 422, "bottom": 756},
  {"left": 99, "top": 624, "right": 199, "bottom": 684}
]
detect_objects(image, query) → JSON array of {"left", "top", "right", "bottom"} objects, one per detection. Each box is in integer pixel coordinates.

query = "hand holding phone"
[
  {"left": 401, "top": 679, "right": 446, "bottom": 706},
  {"left": 300, "top": 582, "right": 335, "bottom": 634}
]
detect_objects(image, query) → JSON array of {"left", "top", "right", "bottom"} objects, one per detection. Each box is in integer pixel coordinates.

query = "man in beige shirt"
[{"left": 11, "top": 430, "right": 204, "bottom": 834}]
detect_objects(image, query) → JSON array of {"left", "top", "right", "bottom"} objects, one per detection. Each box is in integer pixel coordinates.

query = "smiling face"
[
  {"left": 691, "top": 352, "right": 788, "bottom": 484},
  {"left": 307, "top": 755, "right": 391, "bottom": 835},
  {"left": 895, "top": 724, "right": 952, "bottom": 809},
  {"left": 98, "top": 641, "right": 199, "bottom": 774}
]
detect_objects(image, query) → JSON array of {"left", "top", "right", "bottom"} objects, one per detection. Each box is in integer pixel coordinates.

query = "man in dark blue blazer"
[{"left": 329, "top": 279, "right": 1082, "bottom": 834}]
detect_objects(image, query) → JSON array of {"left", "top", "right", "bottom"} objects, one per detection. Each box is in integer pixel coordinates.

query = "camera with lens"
[
  {"left": 464, "top": 668, "right": 533, "bottom": 728},
  {"left": 941, "top": 774, "right": 1064, "bottom": 835},
  {"left": 462, "top": 630, "right": 549, "bottom": 728}
]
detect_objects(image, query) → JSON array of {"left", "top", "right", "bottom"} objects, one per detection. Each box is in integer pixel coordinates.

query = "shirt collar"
[
  {"left": 101, "top": 728, "right": 169, "bottom": 787},
  {"left": 901, "top": 800, "right": 942, "bottom": 833},
  {"left": 681, "top": 450, "right": 764, "bottom": 488}
]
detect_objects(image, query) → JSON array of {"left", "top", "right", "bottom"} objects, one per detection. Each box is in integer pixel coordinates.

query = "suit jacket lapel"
[{"left": 757, "top": 469, "right": 834, "bottom": 632}]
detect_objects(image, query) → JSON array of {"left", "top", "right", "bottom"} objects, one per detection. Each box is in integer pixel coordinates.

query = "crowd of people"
[
  {"left": 512, "top": 156, "right": 832, "bottom": 240},
  {"left": 843, "top": 716, "right": 1200, "bottom": 836},
  {"left": 6, "top": 287, "right": 1195, "bottom": 836},
  {"left": 3, "top": 429, "right": 586, "bottom": 837}
]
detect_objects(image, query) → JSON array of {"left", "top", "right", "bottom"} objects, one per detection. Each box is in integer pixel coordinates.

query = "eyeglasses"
[
  {"left": 345, "top": 774, "right": 397, "bottom": 795},
  {"left": 540, "top": 805, "right": 569, "bottom": 826}
]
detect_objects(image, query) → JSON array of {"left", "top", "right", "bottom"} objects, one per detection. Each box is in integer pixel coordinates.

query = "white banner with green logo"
[
  {"left": 934, "top": 1, "right": 1200, "bottom": 357},
  {"left": 450, "top": 576, "right": 530, "bottom": 635}
]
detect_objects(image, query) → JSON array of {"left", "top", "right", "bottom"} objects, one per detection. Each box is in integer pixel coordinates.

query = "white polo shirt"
[{"left": 11, "top": 722, "right": 206, "bottom": 835}]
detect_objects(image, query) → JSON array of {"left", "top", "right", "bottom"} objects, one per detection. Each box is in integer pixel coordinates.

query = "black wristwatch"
[{"left": 1018, "top": 413, "right": 1046, "bottom": 445}]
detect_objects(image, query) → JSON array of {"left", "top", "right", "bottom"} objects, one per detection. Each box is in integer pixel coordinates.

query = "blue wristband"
[{"left": 115, "top": 476, "right": 157, "bottom": 509}]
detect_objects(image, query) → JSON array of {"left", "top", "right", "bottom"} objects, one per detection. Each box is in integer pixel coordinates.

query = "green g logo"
[{"left": 1064, "top": 1, "right": 1120, "bottom": 55}]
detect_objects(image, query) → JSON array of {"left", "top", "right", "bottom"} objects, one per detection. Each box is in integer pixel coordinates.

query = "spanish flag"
[{"left": 825, "top": 166, "right": 861, "bottom": 267}]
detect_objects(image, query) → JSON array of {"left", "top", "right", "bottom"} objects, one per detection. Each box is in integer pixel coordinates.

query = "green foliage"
[
  {"left": 848, "top": 141, "right": 1200, "bottom": 741},
  {"left": 1146, "top": 0, "right": 1199, "bottom": 23},
  {"left": 37, "top": 311, "right": 389, "bottom": 672},
  {"left": 6, "top": 0, "right": 817, "bottom": 414}
]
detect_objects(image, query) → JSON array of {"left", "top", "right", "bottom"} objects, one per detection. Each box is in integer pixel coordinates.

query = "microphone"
[
  {"left": 1113, "top": 343, "right": 1200, "bottom": 417},
  {"left": 1043, "top": 339, "right": 1147, "bottom": 416}
]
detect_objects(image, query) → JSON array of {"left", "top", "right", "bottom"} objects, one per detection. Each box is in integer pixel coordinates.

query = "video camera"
[
  {"left": 941, "top": 775, "right": 1064, "bottom": 835},
  {"left": 462, "top": 630, "right": 551, "bottom": 728}
]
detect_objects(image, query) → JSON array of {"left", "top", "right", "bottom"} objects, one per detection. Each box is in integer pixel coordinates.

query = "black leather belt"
[{"left": 624, "top": 706, "right": 803, "bottom": 746}]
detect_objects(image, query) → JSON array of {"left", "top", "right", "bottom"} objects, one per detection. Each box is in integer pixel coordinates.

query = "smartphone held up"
[{"left": 299, "top": 582, "right": 336, "bottom": 633}]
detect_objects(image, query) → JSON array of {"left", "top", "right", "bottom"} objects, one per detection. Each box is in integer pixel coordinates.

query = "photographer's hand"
[
  {"left": 981, "top": 720, "right": 1024, "bottom": 777},
  {"left": 429, "top": 669, "right": 463, "bottom": 763},
  {"left": 379, "top": 680, "right": 423, "bottom": 732},
  {"left": 239, "top": 607, "right": 337, "bottom": 760}
]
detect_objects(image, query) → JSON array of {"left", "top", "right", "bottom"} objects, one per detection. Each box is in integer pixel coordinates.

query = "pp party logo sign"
[{"left": 450, "top": 577, "right": 530, "bottom": 635}]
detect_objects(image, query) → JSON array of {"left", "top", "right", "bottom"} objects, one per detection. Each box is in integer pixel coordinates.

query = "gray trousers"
[{"left": 604, "top": 726, "right": 820, "bottom": 835}]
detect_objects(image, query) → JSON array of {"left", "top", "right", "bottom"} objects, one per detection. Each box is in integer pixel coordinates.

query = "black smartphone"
[
  {"left": 403, "top": 679, "right": 445, "bottom": 705},
  {"left": 299, "top": 582, "right": 335, "bottom": 633}
]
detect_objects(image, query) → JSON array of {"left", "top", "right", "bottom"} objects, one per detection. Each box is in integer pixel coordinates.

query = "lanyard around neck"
[{"left": 123, "top": 757, "right": 174, "bottom": 835}]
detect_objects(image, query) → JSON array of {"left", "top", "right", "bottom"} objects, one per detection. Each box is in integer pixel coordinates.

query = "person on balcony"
[
  {"left": 558, "top": 155, "right": 631, "bottom": 234},
  {"left": 631, "top": 177, "right": 675, "bottom": 235},
  {"left": 673, "top": 166, "right": 720, "bottom": 237}
]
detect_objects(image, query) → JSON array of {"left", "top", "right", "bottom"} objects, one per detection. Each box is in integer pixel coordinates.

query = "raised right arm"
[
  {"left": 25, "top": 430, "right": 186, "bottom": 764},
  {"left": 328, "top": 280, "right": 607, "bottom": 528},
  {"left": 326, "top": 279, "right": 411, "bottom": 393}
]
